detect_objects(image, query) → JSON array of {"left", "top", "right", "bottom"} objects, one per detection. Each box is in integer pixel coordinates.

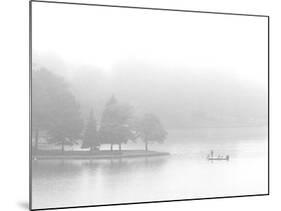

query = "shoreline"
[{"left": 32, "top": 150, "right": 170, "bottom": 160}]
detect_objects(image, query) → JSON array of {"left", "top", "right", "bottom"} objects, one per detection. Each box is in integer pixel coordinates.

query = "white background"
[{"left": 0, "top": 0, "right": 278, "bottom": 211}]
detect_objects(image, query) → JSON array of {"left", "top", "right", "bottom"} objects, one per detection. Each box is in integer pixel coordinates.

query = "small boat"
[
  {"left": 207, "top": 150, "right": 229, "bottom": 161},
  {"left": 208, "top": 156, "right": 229, "bottom": 161}
]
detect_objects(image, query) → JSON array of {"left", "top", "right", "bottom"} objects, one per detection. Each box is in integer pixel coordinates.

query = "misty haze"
[{"left": 31, "top": 2, "right": 268, "bottom": 210}]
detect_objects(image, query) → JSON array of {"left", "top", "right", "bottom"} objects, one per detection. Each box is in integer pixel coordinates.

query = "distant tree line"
[{"left": 32, "top": 67, "right": 167, "bottom": 153}]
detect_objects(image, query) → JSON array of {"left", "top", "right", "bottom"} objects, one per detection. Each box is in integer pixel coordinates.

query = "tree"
[
  {"left": 46, "top": 83, "right": 83, "bottom": 153},
  {"left": 32, "top": 67, "right": 83, "bottom": 153},
  {"left": 32, "top": 67, "right": 56, "bottom": 152},
  {"left": 136, "top": 114, "right": 167, "bottom": 151},
  {"left": 99, "top": 95, "right": 135, "bottom": 151},
  {"left": 81, "top": 110, "right": 99, "bottom": 151}
]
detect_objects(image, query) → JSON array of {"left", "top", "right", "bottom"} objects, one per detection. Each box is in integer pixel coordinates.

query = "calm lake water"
[{"left": 32, "top": 127, "right": 268, "bottom": 209}]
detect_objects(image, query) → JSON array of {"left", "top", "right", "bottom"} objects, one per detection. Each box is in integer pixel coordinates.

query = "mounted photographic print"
[{"left": 30, "top": 0, "right": 269, "bottom": 210}]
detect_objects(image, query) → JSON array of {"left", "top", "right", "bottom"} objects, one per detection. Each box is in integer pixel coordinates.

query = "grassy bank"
[{"left": 32, "top": 149, "right": 170, "bottom": 160}]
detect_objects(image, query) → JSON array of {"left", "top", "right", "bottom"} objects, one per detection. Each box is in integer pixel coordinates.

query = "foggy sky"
[{"left": 32, "top": 2, "right": 268, "bottom": 129}]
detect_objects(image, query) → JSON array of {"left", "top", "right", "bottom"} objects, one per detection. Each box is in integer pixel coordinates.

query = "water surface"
[{"left": 32, "top": 127, "right": 268, "bottom": 209}]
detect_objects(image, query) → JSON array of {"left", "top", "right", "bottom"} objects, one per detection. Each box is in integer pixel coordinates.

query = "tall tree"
[
  {"left": 81, "top": 110, "right": 99, "bottom": 151},
  {"left": 32, "top": 67, "right": 83, "bottom": 153},
  {"left": 136, "top": 114, "right": 167, "bottom": 151},
  {"left": 99, "top": 95, "right": 135, "bottom": 151},
  {"left": 46, "top": 82, "right": 83, "bottom": 153},
  {"left": 32, "top": 67, "right": 56, "bottom": 152}
]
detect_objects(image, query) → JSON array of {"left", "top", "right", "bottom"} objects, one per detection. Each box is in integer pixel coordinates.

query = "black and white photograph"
[{"left": 30, "top": 1, "right": 269, "bottom": 210}]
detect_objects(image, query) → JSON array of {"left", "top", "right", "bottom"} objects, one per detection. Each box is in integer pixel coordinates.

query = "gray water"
[{"left": 32, "top": 127, "right": 268, "bottom": 209}]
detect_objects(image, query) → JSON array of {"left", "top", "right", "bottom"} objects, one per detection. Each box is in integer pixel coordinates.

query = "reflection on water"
[{"left": 32, "top": 128, "right": 268, "bottom": 209}]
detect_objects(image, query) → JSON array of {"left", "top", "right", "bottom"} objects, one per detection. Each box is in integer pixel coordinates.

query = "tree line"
[{"left": 32, "top": 67, "right": 167, "bottom": 153}]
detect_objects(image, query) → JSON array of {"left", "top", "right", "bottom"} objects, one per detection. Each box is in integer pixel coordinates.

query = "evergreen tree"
[
  {"left": 99, "top": 95, "right": 135, "bottom": 151},
  {"left": 81, "top": 110, "right": 99, "bottom": 151}
]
